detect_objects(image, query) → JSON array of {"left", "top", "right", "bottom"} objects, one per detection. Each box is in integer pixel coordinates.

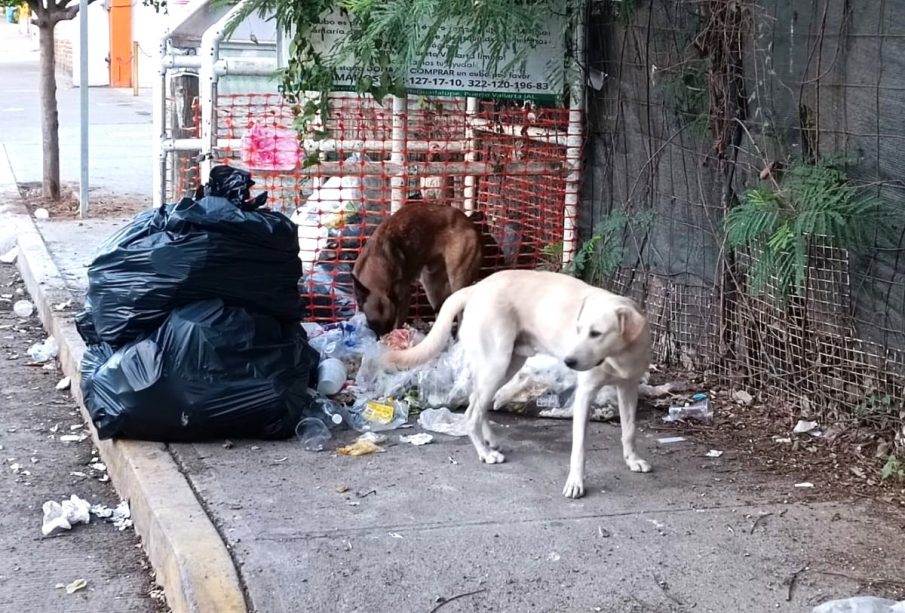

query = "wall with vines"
[{"left": 580, "top": 0, "right": 905, "bottom": 453}]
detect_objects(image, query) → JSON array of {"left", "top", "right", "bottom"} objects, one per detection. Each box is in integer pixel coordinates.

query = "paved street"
[{"left": 0, "top": 262, "right": 166, "bottom": 613}]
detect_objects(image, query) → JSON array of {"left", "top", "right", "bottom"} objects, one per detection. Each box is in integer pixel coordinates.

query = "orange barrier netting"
[{"left": 203, "top": 93, "right": 578, "bottom": 324}]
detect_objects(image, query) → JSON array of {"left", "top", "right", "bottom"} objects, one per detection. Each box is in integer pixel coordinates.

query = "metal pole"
[
  {"left": 132, "top": 41, "right": 140, "bottom": 96},
  {"left": 78, "top": 0, "right": 89, "bottom": 218}
]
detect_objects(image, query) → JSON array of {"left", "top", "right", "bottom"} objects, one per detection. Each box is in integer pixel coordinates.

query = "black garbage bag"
[
  {"left": 80, "top": 299, "right": 318, "bottom": 442},
  {"left": 78, "top": 173, "right": 302, "bottom": 346}
]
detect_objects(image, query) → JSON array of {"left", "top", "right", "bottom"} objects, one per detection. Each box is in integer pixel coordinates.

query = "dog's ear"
[
  {"left": 351, "top": 274, "right": 369, "bottom": 302},
  {"left": 616, "top": 305, "right": 646, "bottom": 344}
]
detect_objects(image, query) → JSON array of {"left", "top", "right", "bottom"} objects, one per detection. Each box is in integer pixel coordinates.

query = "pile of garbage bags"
[{"left": 77, "top": 166, "right": 319, "bottom": 441}]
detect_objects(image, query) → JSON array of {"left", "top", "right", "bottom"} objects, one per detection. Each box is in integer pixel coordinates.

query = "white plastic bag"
[{"left": 812, "top": 597, "right": 905, "bottom": 613}]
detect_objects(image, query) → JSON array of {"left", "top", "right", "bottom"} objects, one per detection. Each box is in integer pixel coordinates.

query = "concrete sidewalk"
[
  {"left": 0, "top": 22, "right": 152, "bottom": 200},
  {"left": 23, "top": 213, "right": 905, "bottom": 613}
]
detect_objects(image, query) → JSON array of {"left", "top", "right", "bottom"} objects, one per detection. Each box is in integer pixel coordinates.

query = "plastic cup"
[
  {"left": 317, "top": 358, "right": 347, "bottom": 396},
  {"left": 296, "top": 417, "right": 331, "bottom": 452}
]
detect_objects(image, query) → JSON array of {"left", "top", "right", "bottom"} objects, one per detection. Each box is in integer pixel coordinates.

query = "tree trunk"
[{"left": 38, "top": 21, "right": 61, "bottom": 201}]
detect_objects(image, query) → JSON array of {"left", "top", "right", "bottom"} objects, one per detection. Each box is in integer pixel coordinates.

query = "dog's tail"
[{"left": 382, "top": 285, "right": 475, "bottom": 369}]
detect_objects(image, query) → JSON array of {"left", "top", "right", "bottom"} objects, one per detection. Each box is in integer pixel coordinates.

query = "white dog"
[{"left": 382, "top": 269, "right": 653, "bottom": 498}]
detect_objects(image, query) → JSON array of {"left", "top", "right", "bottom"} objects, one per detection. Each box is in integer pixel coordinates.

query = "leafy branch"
[
  {"left": 568, "top": 209, "right": 655, "bottom": 282},
  {"left": 725, "top": 159, "right": 885, "bottom": 299}
]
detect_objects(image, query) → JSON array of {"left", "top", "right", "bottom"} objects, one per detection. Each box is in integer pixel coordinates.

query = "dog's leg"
[
  {"left": 562, "top": 371, "right": 600, "bottom": 499},
  {"left": 465, "top": 359, "right": 512, "bottom": 465},
  {"left": 393, "top": 282, "right": 413, "bottom": 329},
  {"left": 616, "top": 381, "right": 651, "bottom": 473},
  {"left": 482, "top": 354, "right": 526, "bottom": 451}
]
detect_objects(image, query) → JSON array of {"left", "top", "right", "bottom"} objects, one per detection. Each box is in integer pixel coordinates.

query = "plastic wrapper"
[
  {"left": 76, "top": 166, "right": 301, "bottom": 347},
  {"left": 812, "top": 598, "right": 905, "bottom": 613},
  {"left": 80, "top": 299, "right": 318, "bottom": 442}
]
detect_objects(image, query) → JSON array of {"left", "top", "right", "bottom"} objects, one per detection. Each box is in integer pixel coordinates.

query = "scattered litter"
[
  {"left": 448, "top": 456, "right": 458, "bottom": 465},
  {"left": 316, "top": 358, "right": 347, "bottom": 396},
  {"left": 295, "top": 417, "right": 331, "bottom": 452},
  {"left": 69, "top": 424, "right": 83, "bottom": 431},
  {"left": 273, "top": 456, "right": 289, "bottom": 464},
  {"left": 388, "top": 532, "right": 403, "bottom": 539},
  {"left": 90, "top": 500, "right": 132, "bottom": 530},
  {"left": 418, "top": 407, "right": 469, "bottom": 437},
  {"left": 13, "top": 300, "right": 34, "bottom": 318},
  {"left": 65, "top": 579, "right": 87, "bottom": 594},
  {"left": 9, "top": 462, "right": 21, "bottom": 474},
  {"left": 705, "top": 449, "right": 724, "bottom": 458},
  {"left": 70, "top": 471, "right": 87, "bottom": 478},
  {"left": 774, "top": 436, "right": 792, "bottom": 444},
  {"left": 344, "top": 396, "right": 410, "bottom": 432},
  {"left": 98, "top": 474, "right": 109, "bottom": 483},
  {"left": 27, "top": 337, "right": 59, "bottom": 363},
  {"left": 547, "top": 551, "right": 561, "bottom": 562},
  {"left": 42, "top": 495, "right": 91, "bottom": 536},
  {"left": 59, "top": 434, "right": 88, "bottom": 443},
  {"left": 33, "top": 208, "right": 50, "bottom": 220},
  {"left": 794, "top": 482, "right": 815, "bottom": 488},
  {"left": 812, "top": 596, "right": 905, "bottom": 613},
  {"left": 338, "top": 438, "right": 383, "bottom": 456},
  {"left": 664, "top": 393, "right": 712, "bottom": 423},
  {"left": 0, "top": 246, "right": 17, "bottom": 264},
  {"left": 399, "top": 433, "right": 433, "bottom": 446},
  {"left": 793, "top": 420, "right": 819, "bottom": 434},
  {"left": 732, "top": 390, "right": 754, "bottom": 406},
  {"left": 223, "top": 440, "right": 234, "bottom": 449},
  {"left": 55, "top": 377, "right": 71, "bottom": 391},
  {"left": 358, "top": 432, "right": 387, "bottom": 444},
  {"left": 597, "top": 526, "right": 611, "bottom": 538},
  {"left": 657, "top": 436, "right": 687, "bottom": 444},
  {"left": 88, "top": 462, "right": 106, "bottom": 472},
  {"left": 335, "top": 485, "right": 350, "bottom": 494},
  {"left": 53, "top": 299, "right": 72, "bottom": 311}
]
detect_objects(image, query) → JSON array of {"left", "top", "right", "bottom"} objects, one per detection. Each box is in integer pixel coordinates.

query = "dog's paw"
[
  {"left": 480, "top": 450, "right": 506, "bottom": 464},
  {"left": 485, "top": 438, "right": 501, "bottom": 451},
  {"left": 562, "top": 475, "right": 585, "bottom": 499},
  {"left": 625, "top": 456, "right": 651, "bottom": 473}
]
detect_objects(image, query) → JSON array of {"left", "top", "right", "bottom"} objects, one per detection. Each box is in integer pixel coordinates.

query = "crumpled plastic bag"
[
  {"left": 418, "top": 407, "right": 469, "bottom": 437},
  {"left": 42, "top": 495, "right": 91, "bottom": 536},
  {"left": 812, "top": 597, "right": 905, "bottom": 613},
  {"left": 240, "top": 122, "right": 300, "bottom": 172}
]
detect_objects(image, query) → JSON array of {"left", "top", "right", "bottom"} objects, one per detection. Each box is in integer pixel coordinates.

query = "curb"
[{"left": 9, "top": 196, "right": 248, "bottom": 613}]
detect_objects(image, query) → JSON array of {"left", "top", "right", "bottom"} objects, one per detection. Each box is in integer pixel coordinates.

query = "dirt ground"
[
  {"left": 18, "top": 182, "right": 151, "bottom": 220},
  {"left": 648, "top": 371, "right": 905, "bottom": 510},
  {"left": 0, "top": 263, "right": 168, "bottom": 612}
]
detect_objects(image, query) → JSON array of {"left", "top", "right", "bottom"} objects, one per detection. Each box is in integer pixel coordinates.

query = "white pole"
[
  {"left": 78, "top": 0, "right": 88, "bottom": 218},
  {"left": 390, "top": 95, "right": 407, "bottom": 213},
  {"left": 462, "top": 96, "right": 478, "bottom": 213},
  {"left": 562, "top": 1, "right": 587, "bottom": 266}
]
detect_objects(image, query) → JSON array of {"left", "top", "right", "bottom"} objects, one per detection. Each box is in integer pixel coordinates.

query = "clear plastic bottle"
[
  {"left": 341, "top": 397, "right": 409, "bottom": 432},
  {"left": 310, "top": 397, "right": 345, "bottom": 429}
]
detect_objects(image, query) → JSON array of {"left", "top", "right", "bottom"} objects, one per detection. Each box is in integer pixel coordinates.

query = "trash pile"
[
  {"left": 77, "top": 166, "right": 319, "bottom": 441},
  {"left": 295, "top": 314, "right": 686, "bottom": 451}
]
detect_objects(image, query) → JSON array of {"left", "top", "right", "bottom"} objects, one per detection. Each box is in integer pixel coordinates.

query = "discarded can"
[{"left": 664, "top": 393, "right": 713, "bottom": 423}]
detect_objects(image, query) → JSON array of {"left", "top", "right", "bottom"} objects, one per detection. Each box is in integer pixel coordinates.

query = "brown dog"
[{"left": 352, "top": 202, "right": 483, "bottom": 336}]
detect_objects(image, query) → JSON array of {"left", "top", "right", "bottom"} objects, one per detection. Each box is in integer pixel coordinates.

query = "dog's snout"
[{"left": 564, "top": 357, "right": 578, "bottom": 369}]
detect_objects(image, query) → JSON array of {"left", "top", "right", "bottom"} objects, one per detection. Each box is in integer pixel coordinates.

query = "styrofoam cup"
[{"left": 317, "top": 358, "right": 346, "bottom": 396}]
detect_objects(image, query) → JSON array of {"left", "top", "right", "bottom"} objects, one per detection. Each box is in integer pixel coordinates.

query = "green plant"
[
  {"left": 660, "top": 61, "right": 709, "bottom": 138},
  {"left": 225, "top": 0, "right": 573, "bottom": 138},
  {"left": 881, "top": 454, "right": 905, "bottom": 482},
  {"left": 568, "top": 210, "right": 654, "bottom": 281},
  {"left": 855, "top": 394, "right": 898, "bottom": 419},
  {"left": 725, "top": 159, "right": 884, "bottom": 299}
]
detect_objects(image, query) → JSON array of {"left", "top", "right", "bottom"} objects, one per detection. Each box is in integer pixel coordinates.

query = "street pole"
[{"left": 78, "top": 0, "right": 88, "bottom": 218}]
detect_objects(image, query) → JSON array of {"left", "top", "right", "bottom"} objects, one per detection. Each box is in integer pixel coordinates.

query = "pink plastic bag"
[{"left": 240, "top": 122, "right": 300, "bottom": 172}]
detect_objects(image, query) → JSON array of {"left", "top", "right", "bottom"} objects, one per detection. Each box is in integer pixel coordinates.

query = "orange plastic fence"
[{"left": 176, "top": 94, "right": 579, "bottom": 324}]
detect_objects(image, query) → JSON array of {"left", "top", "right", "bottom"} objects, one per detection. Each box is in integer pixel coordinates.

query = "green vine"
[{"left": 725, "top": 158, "right": 884, "bottom": 300}]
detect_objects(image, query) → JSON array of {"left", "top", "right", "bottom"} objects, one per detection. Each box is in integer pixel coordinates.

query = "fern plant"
[
  {"left": 725, "top": 159, "right": 883, "bottom": 299},
  {"left": 569, "top": 210, "right": 654, "bottom": 282}
]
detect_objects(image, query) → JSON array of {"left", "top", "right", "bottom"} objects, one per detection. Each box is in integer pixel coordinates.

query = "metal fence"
[{"left": 582, "top": 0, "right": 905, "bottom": 448}]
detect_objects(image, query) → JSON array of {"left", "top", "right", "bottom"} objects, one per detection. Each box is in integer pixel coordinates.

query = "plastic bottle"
[
  {"left": 312, "top": 398, "right": 345, "bottom": 428},
  {"left": 664, "top": 392, "right": 712, "bottom": 423},
  {"left": 341, "top": 396, "right": 409, "bottom": 432}
]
